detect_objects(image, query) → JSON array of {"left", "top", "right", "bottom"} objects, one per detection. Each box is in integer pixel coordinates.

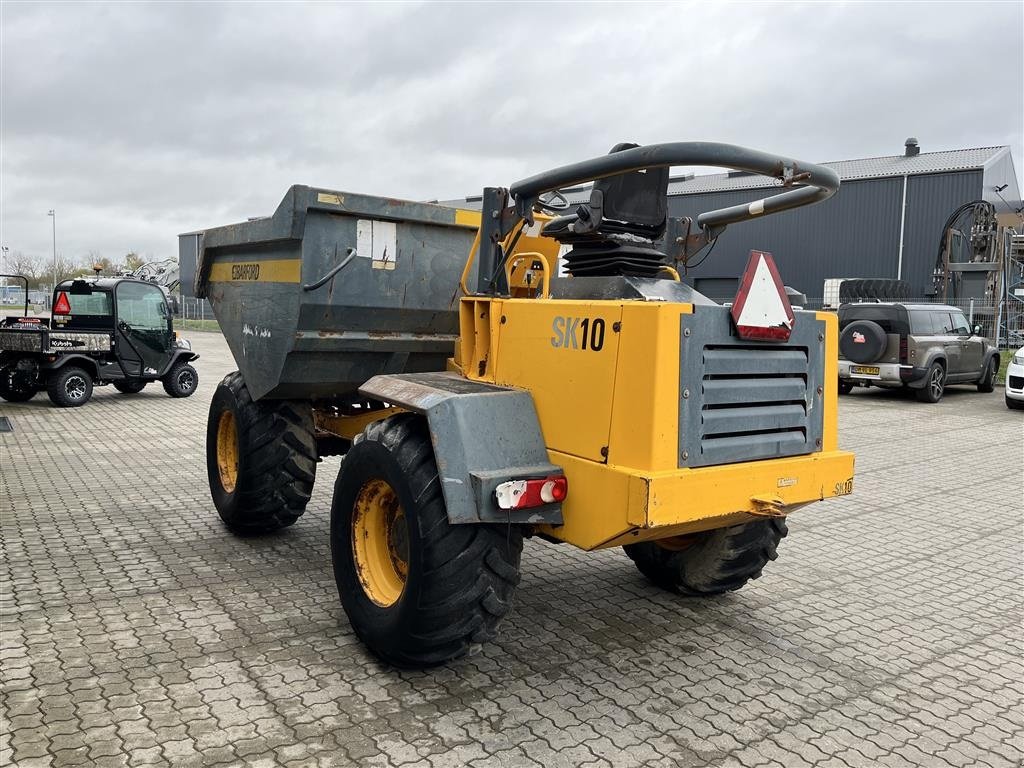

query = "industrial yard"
[{"left": 1, "top": 332, "right": 1021, "bottom": 767}]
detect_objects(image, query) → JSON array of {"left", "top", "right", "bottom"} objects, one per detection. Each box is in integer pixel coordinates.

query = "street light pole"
[
  {"left": 1, "top": 245, "right": 8, "bottom": 299},
  {"left": 47, "top": 209, "right": 57, "bottom": 299}
]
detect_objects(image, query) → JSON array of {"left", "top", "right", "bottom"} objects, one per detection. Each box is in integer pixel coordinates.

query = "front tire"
[
  {"left": 915, "top": 362, "right": 946, "bottom": 403},
  {"left": 977, "top": 358, "right": 998, "bottom": 393},
  {"left": 624, "top": 519, "right": 788, "bottom": 595},
  {"left": 206, "top": 372, "right": 317, "bottom": 534},
  {"left": 331, "top": 413, "right": 522, "bottom": 667},
  {"left": 163, "top": 362, "right": 198, "bottom": 398},
  {"left": 47, "top": 366, "right": 93, "bottom": 407}
]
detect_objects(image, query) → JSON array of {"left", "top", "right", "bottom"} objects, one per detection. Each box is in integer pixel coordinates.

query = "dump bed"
[
  {"left": 195, "top": 186, "right": 498, "bottom": 401},
  {"left": 0, "top": 322, "right": 113, "bottom": 355}
]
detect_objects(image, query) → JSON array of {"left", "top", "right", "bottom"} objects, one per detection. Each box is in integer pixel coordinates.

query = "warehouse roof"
[
  {"left": 660, "top": 145, "right": 1011, "bottom": 196},
  {"left": 437, "top": 145, "right": 1014, "bottom": 209}
]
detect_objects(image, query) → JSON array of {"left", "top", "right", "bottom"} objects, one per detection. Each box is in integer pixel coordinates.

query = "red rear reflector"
[
  {"left": 495, "top": 475, "right": 568, "bottom": 510},
  {"left": 730, "top": 250, "right": 795, "bottom": 342},
  {"left": 53, "top": 292, "right": 72, "bottom": 315}
]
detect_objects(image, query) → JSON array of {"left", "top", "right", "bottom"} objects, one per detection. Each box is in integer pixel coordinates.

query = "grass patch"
[
  {"left": 175, "top": 318, "right": 222, "bottom": 332},
  {"left": 997, "top": 349, "right": 1017, "bottom": 385}
]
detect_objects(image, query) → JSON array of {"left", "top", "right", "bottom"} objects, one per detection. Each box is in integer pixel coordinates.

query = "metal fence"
[
  {"left": 693, "top": 295, "right": 1016, "bottom": 348},
  {"left": 808, "top": 297, "right": 1018, "bottom": 348},
  {"left": 176, "top": 296, "right": 220, "bottom": 332}
]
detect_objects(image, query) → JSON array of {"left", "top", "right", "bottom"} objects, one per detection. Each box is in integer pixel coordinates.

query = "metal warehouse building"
[{"left": 442, "top": 140, "right": 1022, "bottom": 302}]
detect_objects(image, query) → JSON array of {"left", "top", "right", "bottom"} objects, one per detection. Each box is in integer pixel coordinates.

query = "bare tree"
[
  {"left": 123, "top": 252, "right": 145, "bottom": 271},
  {"left": 83, "top": 251, "right": 113, "bottom": 274},
  {"left": 6, "top": 251, "right": 41, "bottom": 285},
  {"left": 46, "top": 254, "right": 82, "bottom": 287}
]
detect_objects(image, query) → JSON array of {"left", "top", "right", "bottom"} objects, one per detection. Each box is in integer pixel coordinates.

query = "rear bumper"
[
  {"left": 839, "top": 360, "right": 925, "bottom": 387},
  {"left": 541, "top": 448, "right": 856, "bottom": 550}
]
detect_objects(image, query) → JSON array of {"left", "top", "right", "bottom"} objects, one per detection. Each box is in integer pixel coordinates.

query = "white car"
[{"left": 1006, "top": 347, "right": 1024, "bottom": 410}]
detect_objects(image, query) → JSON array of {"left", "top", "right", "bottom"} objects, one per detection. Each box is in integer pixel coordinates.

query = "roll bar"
[
  {"left": 508, "top": 141, "right": 839, "bottom": 233},
  {"left": 0, "top": 274, "right": 30, "bottom": 317}
]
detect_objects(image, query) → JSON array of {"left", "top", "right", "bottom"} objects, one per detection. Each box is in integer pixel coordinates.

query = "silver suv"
[{"left": 837, "top": 303, "right": 1000, "bottom": 403}]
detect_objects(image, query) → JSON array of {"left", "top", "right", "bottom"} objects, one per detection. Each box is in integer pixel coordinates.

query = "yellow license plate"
[{"left": 851, "top": 365, "right": 880, "bottom": 375}]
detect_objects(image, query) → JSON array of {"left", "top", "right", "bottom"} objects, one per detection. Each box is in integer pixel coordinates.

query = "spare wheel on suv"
[{"left": 840, "top": 320, "right": 888, "bottom": 364}]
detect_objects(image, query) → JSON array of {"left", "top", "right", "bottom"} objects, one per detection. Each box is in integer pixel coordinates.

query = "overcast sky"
[{"left": 1, "top": 0, "right": 1022, "bottom": 264}]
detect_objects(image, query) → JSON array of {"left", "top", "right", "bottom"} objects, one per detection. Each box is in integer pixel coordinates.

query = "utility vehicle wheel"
[
  {"left": 331, "top": 413, "right": 522, "bottom": 668},
  {"left": 0, "top": 363, "right": 35, "bottom": 402},
  {"left": 915, "top": 362, "right": 945, "bottom": 403},
  {"left": 977, "top": 358, "right": 998, "bottom": 393},
  {"left": 163, "top": 362, "right": 198, "bottom": 398},
  {"left": 114, "top": 380, "right": 146, "bottom": 394},
  {"left": 838, "top": 379, "right": 853, "bottom": 395},
  {"left": 206, "top": 371, "right": 317, "bottom": 534},
  {"left": 47, "top": 367, "right": 93, "bottom": 408},
  {"left": 624, "top": 518, "right": 788, "bottom": 596}
]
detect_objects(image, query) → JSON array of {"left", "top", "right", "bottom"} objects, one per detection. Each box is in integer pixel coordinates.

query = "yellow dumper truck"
[{"left": 194, "top": 142, "right": 855, "bottom": 666}]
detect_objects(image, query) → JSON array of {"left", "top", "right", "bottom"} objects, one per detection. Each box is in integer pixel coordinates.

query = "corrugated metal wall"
[
  {"left": 901, "top": 171, "right": 985, "bottom": 293},
  {"left": 669, "top": 171, "right": 983, "bottom": 299}
]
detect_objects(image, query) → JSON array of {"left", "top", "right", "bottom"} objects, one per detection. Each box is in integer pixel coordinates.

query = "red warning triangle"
[
  {"left": 53, "top": 291, "right": 72, "bottom": 315},
  {"left": 730, "top": 250, "right": 795, "bottom": 342}
]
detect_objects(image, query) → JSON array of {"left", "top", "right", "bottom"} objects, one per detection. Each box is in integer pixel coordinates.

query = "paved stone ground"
[{"left": 1, "top": 331, "right": 1021, "bottom": 768}]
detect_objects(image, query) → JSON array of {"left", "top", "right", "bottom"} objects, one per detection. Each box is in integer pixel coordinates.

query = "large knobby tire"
[
  {"left": 206, "top": 371, "right": 317, "bottom": 534},
  {"left": 977, "top": 357, "right": 998, "bottom": 393},
  {"left": 624, "top": 519, "right": 788, "bottom": 596},
  {"left": 163, "top": 362, "right": 199, "bottom": 398},
  {"left": 331, "top": 413, "right": 522, "bottom": 668},
  {"left": 839, "top": 320, "right": 888, "bottom": 364},
  {"left": 915, "top": 362, "right": 946, "bottom": 403},
  {"left": 114, "top": 380, "right": 146, "bottom": 394},
  {"left": 0, "top": 362, "right": 36, "bottom": 402},
  {"left": 839, "top": 278, "right": 910, "bottom": 303},
  {"left": 47, "top": 366, "right": 94, "bottom": 408}
]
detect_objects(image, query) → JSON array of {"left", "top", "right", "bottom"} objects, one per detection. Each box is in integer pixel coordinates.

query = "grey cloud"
[{"left": 1, "top": 0, "right": 1021, "bottom": 262}]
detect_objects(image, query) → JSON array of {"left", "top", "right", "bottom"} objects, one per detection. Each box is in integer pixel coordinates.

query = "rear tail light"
[
  {"left": 495, "top": 475, "right": 567, "bottom": 510},
  {"left": 899, "top": 335, "right": 908, "bottom": 364}
]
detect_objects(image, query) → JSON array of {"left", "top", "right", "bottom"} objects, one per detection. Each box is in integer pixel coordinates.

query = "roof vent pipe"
[{"left": 904, "top": 137, "right": 920, "bottom": 157}]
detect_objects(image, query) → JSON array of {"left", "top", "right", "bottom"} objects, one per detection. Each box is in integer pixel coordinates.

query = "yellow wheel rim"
[
  {"left": 216, "top": 410, "right": 239, "bottom": 494},
  {"left": 352, "top": 479, "right": 409, "bottom": 607}
]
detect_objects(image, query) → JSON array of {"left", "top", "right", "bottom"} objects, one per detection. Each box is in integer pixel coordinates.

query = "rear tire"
[
  {"left": 47, "top": 366, "right": 93, "bottom": 407},
  {"left": 0, "top": 361, "right": 36, "bottom": 402},
  {"left": 915, "top": 362, "right": 945, "bottom": 403},
  {"left": 114, "top": 380, "right": 146, "bottom": 394},
  {"left": 206, "top": 371, "right": 317, "bottom": 534},
  {"left": 624, "top": 519, "right": 788, "bottom": 595},
  {"left": 838, "top": 379, "right": 853, "bottom": 395},
  {"left": 162, "top": 362, "right": 198, "bottom": 398},
  {"left": 331, "top": 413, "right": 522, "bottom": 667},
  {"left": 977, "top": 358, "right": 998, "bottom": 393}
]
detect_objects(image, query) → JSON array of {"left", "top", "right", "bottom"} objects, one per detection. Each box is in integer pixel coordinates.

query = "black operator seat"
[{"left": 541, "top": 143, "right": 671, "bottom": 277}]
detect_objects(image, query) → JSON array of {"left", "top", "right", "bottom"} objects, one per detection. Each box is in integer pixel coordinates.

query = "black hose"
[{"left": 303, "top": 248, "right": 356, "bottom": 292}]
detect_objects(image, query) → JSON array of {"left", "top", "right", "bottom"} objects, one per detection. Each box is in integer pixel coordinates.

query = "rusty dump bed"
[{"left": 194, "top": 186, "right": 487, "bottom": 401}]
